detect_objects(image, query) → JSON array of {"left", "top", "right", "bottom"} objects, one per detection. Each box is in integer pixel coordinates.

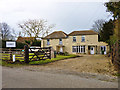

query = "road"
[{"left": 2, "top": 66, "right": 118, "bottom": 88}]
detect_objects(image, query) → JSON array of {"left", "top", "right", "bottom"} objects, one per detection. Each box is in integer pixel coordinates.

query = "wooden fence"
[
  {"left": 111, "top": 40, "right": 120, "bottom": 71},
  {"left": 0, "top": 45, "right": 52, "bottom": 64},
  {"left": 0, "top": 48, "right": 24, "bottom": 61}
]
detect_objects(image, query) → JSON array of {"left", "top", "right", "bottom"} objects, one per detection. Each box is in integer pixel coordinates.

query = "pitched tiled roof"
[
  {"left": 16, "top": 36, "right": 36, "bottom": 43},
  {"left": 68, "top": 30, "right": 98, "bottom": 36},
  {"left": 42, "top": 31, "right": 68, "bottom": 39}
]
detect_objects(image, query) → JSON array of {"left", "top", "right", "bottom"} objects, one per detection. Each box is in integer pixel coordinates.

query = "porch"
[{"left": 56, "top": 45, "right": 65, "bottom": 53}]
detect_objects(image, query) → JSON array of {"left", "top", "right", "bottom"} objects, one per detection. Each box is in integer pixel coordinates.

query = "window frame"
[
  {"left": 80, "top": 46, "right": 85, "bottom": 53},
  {"left": 72, "top": 45, "right": 85, "bottom": 53},
  {"left": 59, "top": 38, "right": 62, "bottom": 45},
  {"left": 72, "top": 46, "right": 77, "bottom": 52},
  {"left": 81, "top": 35, "right": 85, "bottom": 42},
  {"left": 47, "top": 39, "right": 50, "bottom": 45},
  {"left": 73, "top": 36, "right": 76, "bottom": 42}
]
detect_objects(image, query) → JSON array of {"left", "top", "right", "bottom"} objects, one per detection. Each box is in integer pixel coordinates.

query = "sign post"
[
  {"left": 6, "top": 41, "right": 16, "bottom": 61},
  {"left": 13, "top": 55, "right": 15, "bottom": 62}
]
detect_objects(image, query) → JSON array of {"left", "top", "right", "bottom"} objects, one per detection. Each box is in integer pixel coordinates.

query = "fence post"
[
  {"left": 9, "top": 48, "right": 12, "bottom": 61},
  {"left": 24, "top": 45, "right": 29, "bottom": 64},
  {"left": 118, "top": 41, "right": 120, "bottom": 74},
  {"left": 49, "top": 47, "right": 51, "bottom": 59}
]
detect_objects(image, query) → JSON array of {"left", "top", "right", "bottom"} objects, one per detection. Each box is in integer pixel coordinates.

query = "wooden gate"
[
  {"left": 29, "top": 47, "right": 51, "bottom": 61},
  {"left": 24, "top": 45, "right": 51, "bottom": 63}
]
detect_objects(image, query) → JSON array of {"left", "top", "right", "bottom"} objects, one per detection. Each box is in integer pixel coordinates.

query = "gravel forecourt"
[
  {"left": 20, "top": 55, "right": 118, "bottom": 82},
  {"left": 2, "top": 55, "right": 118, "bottom": 88}
]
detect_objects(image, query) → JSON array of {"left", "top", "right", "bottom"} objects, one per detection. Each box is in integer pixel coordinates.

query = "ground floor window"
[
  {"left": 100, "top": 46, "right": 106, "bottom": 54},
  {"left": 81, "top": 46, "right": 85, "bottom": 53},
  {"left": 101, "top": 46, "right": 106, "bottom": 51},
  {"left": 72, "top": 46, "right": 77, "bottom": 52},
  {"left": 72, "top": 46, "right": 85, "bottom": 53}
]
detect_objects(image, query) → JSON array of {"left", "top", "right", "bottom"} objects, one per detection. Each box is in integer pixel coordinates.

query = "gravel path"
[
  {"left": 19, "top": 55, "right": 118, "bottom": 82},
  {"left": 2, "top": 55, "right": 118, "bottom": 88}
]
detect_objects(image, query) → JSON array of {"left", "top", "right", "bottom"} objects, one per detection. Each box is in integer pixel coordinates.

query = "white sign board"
[{"left": 6, "top": 41, "right": 16, "bottom": 48}]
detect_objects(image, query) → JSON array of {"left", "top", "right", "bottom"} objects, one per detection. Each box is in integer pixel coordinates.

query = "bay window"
[{"left": 72, "top": 46, "right": 85, "bottom": 53}]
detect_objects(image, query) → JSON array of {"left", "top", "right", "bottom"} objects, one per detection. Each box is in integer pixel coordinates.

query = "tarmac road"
[{"left": 2, "top": 66, "right": 118, "bottom": 88}]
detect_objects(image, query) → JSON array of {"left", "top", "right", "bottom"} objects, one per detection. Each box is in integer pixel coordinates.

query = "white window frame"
[
  {"left": 72, "top": 46, "right": 85, "bottom": 53},
  {"left": 73, "top": 36, "right": 76, "bottom": 42},
  {"left": 81, "top": 35, "right": 85, "bottom": 42},
  {"left": 59, "top": 38, "right": 62, "bottom": 45},
  {"left": 80, "top": 46, "right": 85, "bottom": 53},
  {"left": 47, "top": 39, "right": 50, "bottom": 45},
  {"left": 72, "top": 46, "right": 77, "bottom": 52}
]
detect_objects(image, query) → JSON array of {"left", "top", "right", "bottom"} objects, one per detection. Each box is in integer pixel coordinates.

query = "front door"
[
  {"left": 60, "top": 47, "right": 63, "bottom": 52},
  {"left": 101, "top": 46, "right": 106, "bottom": 54},
  {"left": 90, "top": 47, "right": 94, "bottom": 54}
]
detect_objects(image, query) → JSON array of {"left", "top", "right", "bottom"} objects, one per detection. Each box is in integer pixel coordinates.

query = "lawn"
[
  {"left": 29, "top": 54, "right": 78, "bottom": 65},
  {"left": 1, "top": 53, "right": 79, "bottom": 66}
]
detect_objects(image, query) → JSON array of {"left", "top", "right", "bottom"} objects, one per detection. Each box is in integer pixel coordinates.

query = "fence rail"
[
  {"left": 111, "top": 40, "right": 120, "bottom": 70},
  {"left": 0, "top": 48, "right": 24, "bottom": 61},
  {"left": 0, "top": 46, "right": 53, "bottom": 64}
]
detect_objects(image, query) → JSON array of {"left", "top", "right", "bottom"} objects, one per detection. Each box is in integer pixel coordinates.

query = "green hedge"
[
  {"left": 31, "top": 40, "right": 41, "bottom": 46},
  {"left": 16, "top": 42, "right": 27, "bottom": 49},
  {"left": 2, "top": 40, "right": 41, "bottom": 49},
  {"left": 2, "top": 40, "right": 27, "bottom": 49}
]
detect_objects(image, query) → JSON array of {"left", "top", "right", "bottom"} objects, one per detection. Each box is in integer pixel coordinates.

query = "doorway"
[{"left": 90, "top": 47, "right": 94, "bottom": 54}]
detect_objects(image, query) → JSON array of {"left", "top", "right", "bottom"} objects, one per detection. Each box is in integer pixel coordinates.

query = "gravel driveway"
[{"left": 20, "top": 55, "right": 118, "bottom": 82}]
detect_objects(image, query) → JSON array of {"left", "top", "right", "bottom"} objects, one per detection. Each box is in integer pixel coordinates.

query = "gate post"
[
  {"left": 9, "top": 48, "right": 12, "bottom": 61},
  {"left": 24, "top": 45, "right": 29, "bottom": 64},
  {"left": 49, "top": 47, "right": 51, "bottom": 59}
]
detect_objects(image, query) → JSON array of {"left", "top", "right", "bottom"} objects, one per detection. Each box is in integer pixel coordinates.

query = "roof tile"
[
  {"left": 43, "top": 31, "right": 68, "bottom": 39},
  {"left": 68, "top": 30, "right": 98, "bottom": 36}
]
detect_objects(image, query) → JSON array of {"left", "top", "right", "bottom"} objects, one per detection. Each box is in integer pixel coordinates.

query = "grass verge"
[
  {"left": 29, "top": 54, "right": 79, "bottom": 65},
  {"left": 1, "top": 54, "right": 79, "bottom": 67}
]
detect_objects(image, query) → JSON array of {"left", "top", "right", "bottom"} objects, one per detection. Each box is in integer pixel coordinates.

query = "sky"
[{"left": 0, "top": 0, "right": 112, "bottom": 35}]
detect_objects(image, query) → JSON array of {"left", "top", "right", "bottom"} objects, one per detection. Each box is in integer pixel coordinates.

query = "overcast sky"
[{"left": 0, "top": 0, "right": 112, "bottom": 34}]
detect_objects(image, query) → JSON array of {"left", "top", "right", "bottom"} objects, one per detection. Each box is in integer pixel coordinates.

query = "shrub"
[
  {"left": 25, "top": 40, "right": 31, "bottom": 45},
  {"left": 2, "top": 40, "right": 6, "bottom": 48},
  {"left": 64, "top": 52, "right": 69, "bottom": 56},
  {"left": 16, "top": 42, "right": 27, "bottom": 49},
  {"left": 31, "top": 40, "right": 41, "bottom": 46}
]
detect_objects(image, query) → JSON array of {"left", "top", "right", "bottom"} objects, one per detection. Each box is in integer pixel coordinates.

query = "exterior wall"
[
  {"left": 63, "top": 35, "right": 98, "bottom": 54},
  {"left": 41, "top": 39, "right": 59, "bottom": 50},
  {"left": 41, "top": 34, "right": 109, "bottom": 54}
]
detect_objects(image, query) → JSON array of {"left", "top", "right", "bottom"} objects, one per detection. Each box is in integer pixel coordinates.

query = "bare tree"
[
  {"left": 11, "top": 28, "right": 23, "bottom": 38},
  {"left": 91, "top": 19, "right": 106, "bottom": 34},
  {"left": 0, "top": 22, "right": 13, "bottom": 40},
  {"left": 18, "top": 19, "right": 55, "bottom": 38}
]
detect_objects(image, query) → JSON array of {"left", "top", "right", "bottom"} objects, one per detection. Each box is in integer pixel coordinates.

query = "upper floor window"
[
  {"left": 59, "top": 38, "right": 62, "bottom": 45},
  {"left": 81, "top": 35, "right": 85, "bottom": 42},
  {"left": 47, "top": 39, "right": 50, "bottom": 45},
  {"left": 73, "top": 36, "right": 76, "bottom": 42}
]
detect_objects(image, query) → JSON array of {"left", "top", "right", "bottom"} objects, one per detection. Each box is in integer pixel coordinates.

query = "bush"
[
  {"left": 2, "top": 40, "right": 6, "bottom": 48},
  {"left": 25, "top": 40, "right": 31, "bottom": 45},
  {"left": 101, "top": 50, "right": 104, "bottom": 55},
  {"left": 2, "top": 40, "right": 27, "bottom": 49},
  {"left": 64, "top": 52, "right": 69, "bottom": 56},
  {"left": 57, "top": 52, "right": 69, "bottom": 56},
  {"left": 16, "top": 42, "right": 27, "bottom": 49},
  {"left": 31, "top": 40, "right": 41, "bottom": 46}
]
